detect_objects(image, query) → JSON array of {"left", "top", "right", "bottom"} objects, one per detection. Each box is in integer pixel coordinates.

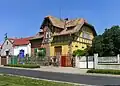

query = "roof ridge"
[{"left": 8, "top": 36, "right": 33, "bottom": 39}]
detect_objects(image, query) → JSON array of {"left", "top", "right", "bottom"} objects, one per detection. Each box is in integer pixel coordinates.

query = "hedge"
[
  {"left": 87, "top": 69, "right": 120, "bottom": 75},
  {"left": 4, "top": 64, "right": 40, "bottom": 68}
]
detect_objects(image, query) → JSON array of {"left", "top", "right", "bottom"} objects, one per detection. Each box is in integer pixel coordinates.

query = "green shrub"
[
  {"left": 87, "top": 69, "right": 120, "bottom": 75},
  {"left": 4, "top": 64, "right": 40, "bottom": 68},
  {"left": 72, "top": 49, "right": 86, "bottom": 57}
]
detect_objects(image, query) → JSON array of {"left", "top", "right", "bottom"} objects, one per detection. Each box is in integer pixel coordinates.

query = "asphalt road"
[{"left": 0, "top": 67, "right": 120, "bottom": 85}]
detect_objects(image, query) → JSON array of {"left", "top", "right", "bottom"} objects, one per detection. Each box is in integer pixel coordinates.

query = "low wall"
[
  {"left": 96, "top": 63, "right": 120, "bottom": 70},
  {"left": 94, "top": 54, "right": 120, "bottom": 70},
  {"left": 75, "top": 54, "right": 120, "bottom": 70}
]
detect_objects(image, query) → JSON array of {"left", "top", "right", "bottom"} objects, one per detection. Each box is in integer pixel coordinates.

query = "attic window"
[
  {"left": 67, "top": 26, "right": 75, "bottom": 30},
  {"left": 82, "top": 32, "right": 91, "bottom": 39},
  {"left": 7, "top": 41, "right": 8, "bottom": 45}
]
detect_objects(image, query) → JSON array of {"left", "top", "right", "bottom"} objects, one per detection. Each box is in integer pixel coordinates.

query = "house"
[
  {"left": 30, "top": 15, "right": 97, "bottom": 61},
  {"left": 1, "top": 37, "right": 32, "bottom": 57},
  {"left": 0, "top": 44, "right": 2, "bottom": 56}
]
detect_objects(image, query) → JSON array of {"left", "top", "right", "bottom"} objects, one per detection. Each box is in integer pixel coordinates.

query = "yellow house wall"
[
  {"left": 50, "top": 45, "right": 54, "bottom": 56},
  {"left": 62, "top": 45, "right": 69, "bottom": 56},
  {"left": 72, "top": 42, "right": 87, "bottom": 52},
  {"left": 77, "top": 26, "right": 94, "bottom": 41},
  {"left": 72, "top": 25, "right": 94, "bottom": 52},
  {"left": 50, "top": 25, "right": 95, "bottom": 56},
  {"left": 50, "top": 42, "right": 69, "bottom": 56}
]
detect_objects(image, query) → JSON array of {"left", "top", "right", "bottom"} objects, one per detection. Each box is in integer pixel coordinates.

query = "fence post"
[
  {"left": 86, "top": 56, "right": 88, "bottom": 69},
  {"left": 94, "top": 53, "right": 98, "bottom": 69},
  {"left": 75, "top": 56, "right": 78, "bottom": 68},
  {"left": 117, "top": 54, "right": 120, "bottom": 64},
  {"left": 6, "top": 56, "right": 9, "bottom": 64}
]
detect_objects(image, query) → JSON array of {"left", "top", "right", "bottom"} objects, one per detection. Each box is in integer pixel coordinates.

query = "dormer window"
[{"left": 67, "top": 26, "right": 75, "bottom": 31}]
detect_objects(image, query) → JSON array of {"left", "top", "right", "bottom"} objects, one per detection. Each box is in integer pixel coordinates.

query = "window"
[
  {"left": 6, "top": 51, "right": 9, "bottom": 56},
  {"left": 64, "top": 36, "right": 67, "bottom": 41},
  {"left": 61, "top": 36, "right": 63, "bottom": 41},
  {"left": 67, "top": 26, "right": 74, "bottom": 30},
  {"left": 46, "top": 32, "right": 48, "bottom": 38},
  {"left": 75, "top": 45, "right": 78, "bottom": 47},
  {"left": 82, "top": 46, "right": 84, "bottom": 48},
  {"left": 47, "top": 33, "right": 49, "bottom": 38},
  {"left": 58, "top": 37, "right": 61, "bottom": 42},
  {"left": 54, "top": 37, "right": 56, "bottom": 41},
  {"left": 82, "top": 32, "right": 91, "bottom": 39},
  {"left": 45, "top": 32, "right": 51, "bottom": 39},
  {"left": 7, "top": 41, "right": 8, "bottom": 45}
]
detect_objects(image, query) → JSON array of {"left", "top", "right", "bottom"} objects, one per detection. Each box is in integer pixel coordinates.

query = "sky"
[{"left": 0, "top": 0, "right": 120, "bottom": 43}]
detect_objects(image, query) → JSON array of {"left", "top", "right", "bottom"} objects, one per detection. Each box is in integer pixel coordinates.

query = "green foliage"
[
  {"left": 34, "top": 48, "right": 38, "bottom": 56},
  {"left": 5, "top": 64, "right": 40, "bottom": 68},
  {"left": 72, "top": 49, "right": 86, "bottom": 57},
  {"left": 87, "top": 69, "right": 120, "bottom": 75},
  {"left": 37, "top": 52, "right": 45, "bottom": 57},
  {"left": 37, "top": 48, "right": 46, "bottom": 58},
  {"left": 89, "top": 25, "right": 120, "bottom": 56},
  {"left": 4, "top": 33, "right": 8, "bottom": 40}
]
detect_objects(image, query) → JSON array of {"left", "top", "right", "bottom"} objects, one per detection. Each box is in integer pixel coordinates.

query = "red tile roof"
[{"left": 8, "top": 37, "right": 33, "bottom": 46}]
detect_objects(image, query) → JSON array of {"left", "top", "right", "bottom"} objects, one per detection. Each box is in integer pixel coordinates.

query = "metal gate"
[{"left": 76, "top": 56, "right": 94, "bottom": 69}]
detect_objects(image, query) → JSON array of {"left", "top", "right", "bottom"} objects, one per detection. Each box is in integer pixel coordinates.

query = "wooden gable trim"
[{"left": 84, "top": 23, "right": 97, "bottom": 36}]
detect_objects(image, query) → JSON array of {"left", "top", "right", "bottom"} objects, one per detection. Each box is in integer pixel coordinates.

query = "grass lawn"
[{"left": 0, "top": 74, "right": 78, "bottom": 86}]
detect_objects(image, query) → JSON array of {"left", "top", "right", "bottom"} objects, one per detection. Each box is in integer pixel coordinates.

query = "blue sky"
[{"left": 0, "top": 0, "right": 120, "bottom": 43}]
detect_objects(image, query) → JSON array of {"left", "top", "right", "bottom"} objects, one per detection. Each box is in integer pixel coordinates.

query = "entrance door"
[
  {"left": 6, "top": 51, "right": 9, "bottom": 56},
  {"left": 19, "top": 49, "right": 24, "bottom": 58},
  {"left": 54, "top": 46, "right": 62, "bottom": 56},
  {"left": 54, "top": 46, "right": 62, "bottom": 65}
]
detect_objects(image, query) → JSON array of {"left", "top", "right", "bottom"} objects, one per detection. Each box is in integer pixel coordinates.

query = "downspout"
[
  {"left": 69, "top": 33, "right": 72, "bottom": 58},
  {"left": 69, "top": 33, "right": 73, "bottom": 67}
]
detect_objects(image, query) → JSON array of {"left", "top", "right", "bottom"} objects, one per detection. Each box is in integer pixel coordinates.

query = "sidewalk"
[
  {"left": 33, "top": 66, "right": 88, "bottom": 74},
  {"left": 32, "top": 66, "right": 120, "bottom": 77}
]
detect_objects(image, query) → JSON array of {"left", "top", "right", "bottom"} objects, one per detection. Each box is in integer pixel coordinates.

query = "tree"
[
  {"left": 72, "top": 49, "right": 86, "bottom": 57},
  {"left": 89, "top": 25, "right": 120, "bottom": 56},
  {"left": 92, "top": 35, "right": 103, "bottom": 56},
  {"left": 4, "top": 33, "right": 8, "bottom": 40}
]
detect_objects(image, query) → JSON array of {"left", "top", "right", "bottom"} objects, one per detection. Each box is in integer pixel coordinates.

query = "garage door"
[{"left": 1, "top": 56, "right": 7, "bottom": 65}]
